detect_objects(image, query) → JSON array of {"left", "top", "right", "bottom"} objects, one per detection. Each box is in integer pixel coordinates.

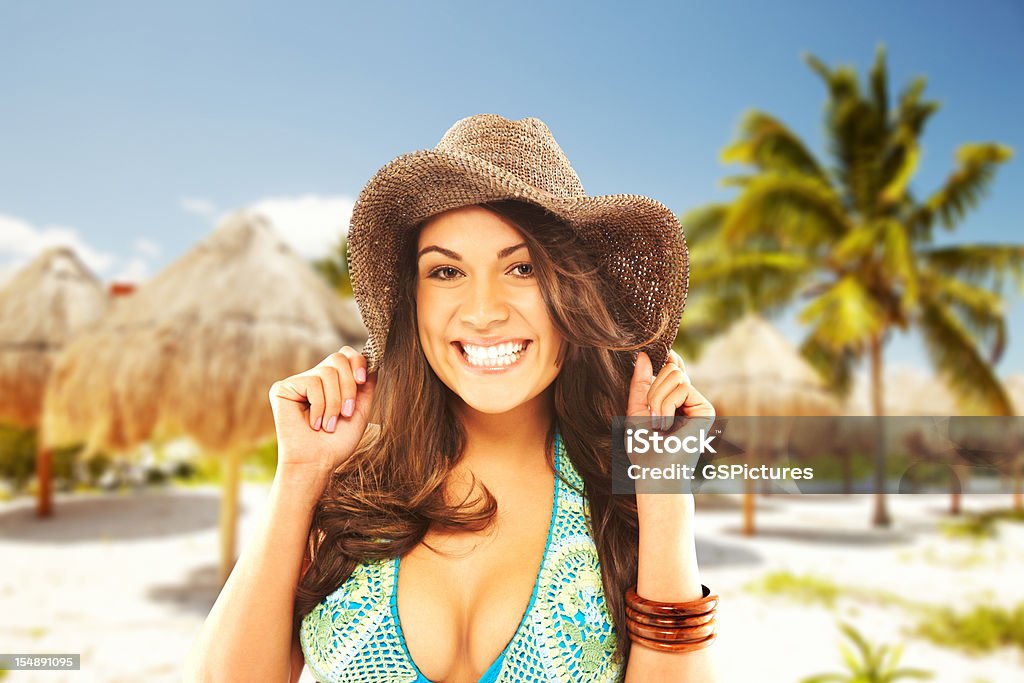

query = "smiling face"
[{"left": 415, "top": 204, "right": 565, "bottom": 415}]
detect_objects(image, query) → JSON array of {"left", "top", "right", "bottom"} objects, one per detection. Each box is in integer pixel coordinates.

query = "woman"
[{"left": 185, "top": 114, "right": 719, "bottom": 683}]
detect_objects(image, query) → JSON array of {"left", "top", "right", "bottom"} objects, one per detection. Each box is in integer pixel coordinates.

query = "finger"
[
  {"left": 657, "top": 382, "right": 692, "bottom": 427},
  {"left": 677, "top": 382, "right": 716, "bottom": 418},
  {"left": 338, "top": 346, "right": 368, "bottom": 384},
  {"left": 304, "top": 374, "right": 326, "bottom": 430},
  {"left": 647, "top": 366, "right": 685, "bottom": 428},
  {"left": 315, "top": 365, "right": 342, "bottom": 432},
  {"left": 668, "top": 349, "right": 686, "bottom": 373},
  {"left": 626, "top": 352, "right": 655, "bottom": 417}
]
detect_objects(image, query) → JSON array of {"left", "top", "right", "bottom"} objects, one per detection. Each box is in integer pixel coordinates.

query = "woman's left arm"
[{"left": 623, "top": 351, "right": 720, "bottom": 683}]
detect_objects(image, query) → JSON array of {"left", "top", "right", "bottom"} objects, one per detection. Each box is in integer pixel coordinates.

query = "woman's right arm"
[
  {"left": 183, "top": 347, "right": 376, "bottom": 682},
  {"left": 183, "top": 466, "right": 327, "bottom": 682}
]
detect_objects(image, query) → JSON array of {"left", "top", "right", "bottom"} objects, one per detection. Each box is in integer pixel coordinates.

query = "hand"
[
  {"left": 268, "top": 346, "right": 377, "bottom": 482},
  {"left": 625, "top": 350, "right": 716, "bottom": 492}
]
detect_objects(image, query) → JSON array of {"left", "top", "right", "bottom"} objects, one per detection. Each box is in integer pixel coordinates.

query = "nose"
[{"left": 459, "top": 275, "right": 510, "bottom": 329}]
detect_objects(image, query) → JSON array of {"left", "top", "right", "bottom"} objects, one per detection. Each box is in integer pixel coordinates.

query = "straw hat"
[{"left": 347, "top": 113, "right": 689, "bottom": 374}]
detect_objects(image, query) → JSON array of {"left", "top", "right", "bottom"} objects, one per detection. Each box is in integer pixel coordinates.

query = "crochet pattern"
[{"left": 300, "top": 431, "right": 625, "bottom": 682}]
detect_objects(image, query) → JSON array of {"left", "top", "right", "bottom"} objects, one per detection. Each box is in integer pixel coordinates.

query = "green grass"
[
  {"left": 744, "top": 570, "right": 843, "bottom": 606},
  {"left": 915, "top": 602, "right": 1024, "bottom": 655},
  {"left": 939, "top": 508, "right": 1024, "bottom": 541}
]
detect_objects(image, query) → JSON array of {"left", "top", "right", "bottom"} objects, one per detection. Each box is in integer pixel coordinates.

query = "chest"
[
  {"left": 300, "top": 438, "right": 626, "bottom": 683},
  {"left": 396, "top": 480, "right": 554, "bottom": 683}
]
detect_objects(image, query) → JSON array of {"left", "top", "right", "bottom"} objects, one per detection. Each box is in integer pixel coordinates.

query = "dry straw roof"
[
  {"left": 687, "top": 312, "right": 841, "bottom": 416},
  {"left": 844, "top": 365, "right": 959, "bottom": 416},
  {"left": 42, "top": 210, "right": 368, "bottom": 454},
  {"left": 0, "top": 246, "right": 108, "bottom": 427}
]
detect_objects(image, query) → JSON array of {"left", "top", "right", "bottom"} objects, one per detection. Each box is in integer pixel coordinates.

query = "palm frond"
[
  {"left": 678, "top": 204, "right": 728, "bottom": 245},
  {"left": 921, "top": 269, "right": 1007, "bottom": 364},
  {"left": 894, "top": 76, "right": 939, "bottom": 138},
  {"left": 798, "top": 332, "right": 857, "bottom": 399},
  {"left": 869, "top": 44, "right": 889, "bottom": 125},
  {"left": 877, "top": 218, "right": 920, "bottom": 311},
  {"left": 829, "top": 95, "right": 886, "bottom": 218},
  {"left": 721, "top": 110, "right": 827, "bottom": 180},
  {"left": 690, "top": 249, "right": 814, "bottom": 312},
  {"left": 797, "top": 275, "right": 886, "bottom": 352},
  {"left": 879, "top": 130, "right": 920, "bottom": 206},
  {"left": 919, "top": 243, "right": 1024, "bottom": 294},
  {"left": 917, "top": 294, "right": 1014, "bottom": 415},
  {"left": 723, "top": 173, "right": 849, "bottom": 246},
  {"left": 910, "top": 143, "right": 1014, "bottom": 233}
]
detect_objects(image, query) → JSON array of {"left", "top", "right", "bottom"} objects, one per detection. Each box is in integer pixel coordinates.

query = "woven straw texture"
[{"left": 347, "top": 114, "right": 688, "bottom": 375}]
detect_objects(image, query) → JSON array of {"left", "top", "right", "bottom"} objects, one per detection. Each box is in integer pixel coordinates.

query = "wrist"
[
  {"left": 636, "top": 493, "right": 694, "bottom": 526},
  {"left": 272, "top": 466, "right": 330, "bottom": 505}
]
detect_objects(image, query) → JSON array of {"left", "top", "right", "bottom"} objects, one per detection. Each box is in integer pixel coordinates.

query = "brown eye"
[
  {"left": 510, "top": 263, "right": 534, "bottom": 278},
  {"left": 428, "top": 266, "right": 462, "bottom": 280}
]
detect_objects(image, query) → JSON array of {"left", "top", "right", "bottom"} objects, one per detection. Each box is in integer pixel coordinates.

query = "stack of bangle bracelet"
[{"left": 624, "top": 584, "right": 718, "bottom": 653}]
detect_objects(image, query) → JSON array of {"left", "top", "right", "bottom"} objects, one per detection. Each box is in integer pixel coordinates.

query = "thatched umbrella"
[
  {"left": 0, "top": 246, "right": 109, "bottom": 427},
  {"left": 687, "top": 312, "right": 841, "bottom": 535},
  {"left": 0, "top": 247, "right": 109, "bottom": 516},
  {"left": 846, "top": 367, "right": 972, "bottom": 512},
  {"left": 41, "top": 210, "right": 368, "bottom": 583}
]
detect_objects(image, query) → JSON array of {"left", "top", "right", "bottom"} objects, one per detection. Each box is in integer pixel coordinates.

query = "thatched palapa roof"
[
  {"left": 686, "top": 312, "right": 840, "bottom": 416},
  {"left": 0, "top": 246, "right": 109, "bottom": 427},
  {"left": 41, "top": 210, "right": 368, "bottom": 454}
]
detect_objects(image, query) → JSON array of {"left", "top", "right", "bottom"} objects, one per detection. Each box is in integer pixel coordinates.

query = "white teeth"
[{"left": 459, "top": 341, "right": 527, "bottom": 367}]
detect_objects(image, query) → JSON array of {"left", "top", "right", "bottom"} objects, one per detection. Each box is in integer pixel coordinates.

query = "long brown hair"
[{"left": 294, "top": 199, "right": 672, "bottom": 666}]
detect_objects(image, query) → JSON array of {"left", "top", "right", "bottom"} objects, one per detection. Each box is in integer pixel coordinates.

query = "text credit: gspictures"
[{"left": 624, "top": 427, "right": 815, "bottom": 482}]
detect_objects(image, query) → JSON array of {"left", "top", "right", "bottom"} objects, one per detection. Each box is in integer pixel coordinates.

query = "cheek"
[{"left": 416, "top": 290, "right": 453, "bottom": 349}]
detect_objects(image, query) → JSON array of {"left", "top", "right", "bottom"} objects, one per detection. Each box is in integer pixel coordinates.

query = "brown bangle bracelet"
[
  {"left": 625, "top": 605, "right": 715, "bottom": 628},
  {"left": 628, "top": 630, "right": 717, "bottom": 653},
  {"left": 626, "top": 584, "right": 719, "bottom": 617},
  {"left": 625, "top": 618, "right": 717, "bottom": 643}
]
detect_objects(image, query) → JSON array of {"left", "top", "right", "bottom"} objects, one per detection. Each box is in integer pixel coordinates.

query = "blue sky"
[{"left": 1, "top": 0, "right": 1022, "bottom": 376}]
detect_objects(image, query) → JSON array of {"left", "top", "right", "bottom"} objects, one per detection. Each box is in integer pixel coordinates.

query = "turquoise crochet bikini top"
[{"left": 299, "top": 431, "right": 626, "bottom": 683}]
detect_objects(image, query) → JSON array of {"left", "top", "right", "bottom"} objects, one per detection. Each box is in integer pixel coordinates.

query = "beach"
[{"left": 1, "top": 483, "right": 1022, "bottom": 682}]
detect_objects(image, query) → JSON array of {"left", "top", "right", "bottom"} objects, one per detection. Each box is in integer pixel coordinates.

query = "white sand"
[{"left": 1, "top": 484, "right": 1021, "bottom": 682}]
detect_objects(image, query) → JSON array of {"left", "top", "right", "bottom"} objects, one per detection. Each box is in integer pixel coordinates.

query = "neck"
[{"left": 451, "top": 388, "right": 556, "bottom": 472}]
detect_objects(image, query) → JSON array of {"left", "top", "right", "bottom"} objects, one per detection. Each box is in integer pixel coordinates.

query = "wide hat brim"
[{"left": 347, "top": 146, "right": 689, "bottom": 375}]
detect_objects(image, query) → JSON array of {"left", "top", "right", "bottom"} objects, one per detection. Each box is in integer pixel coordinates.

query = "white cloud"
[
  {"left": 241, "top": 194, "right": 355, "bottom": 259},
  {"left": 181, "top": 197, "right": 218, "bottom": 218},
  {"left": 112, "top": 256, "right": 150, "bottom": 284},
  {"left": 0, "top": 213, "right": 116, "bottom": 281},
  {"left": 134, "top": 237, "right": 161, "bottom": 257}
]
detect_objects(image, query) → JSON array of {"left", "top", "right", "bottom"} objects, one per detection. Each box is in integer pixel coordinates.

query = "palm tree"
[
  {"left": 311, "top": 235, "right": 353, "bottom": 297},
  {"left": 678, "top": 45, "right": 1024, "bottom": 526}
]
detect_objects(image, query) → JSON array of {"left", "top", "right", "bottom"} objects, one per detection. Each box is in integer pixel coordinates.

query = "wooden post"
[
  {"left": 219, "top": 447, "right": 243, "bottom": 586},
  {"left": 1013, "top": 450, "right": 1022, "bottom": 512},
  {"left": 36, "top": 445, "right": 53, "bottom": 518},
  {"left": 743, "top": 417, "right": 759, "bottom": 536}
]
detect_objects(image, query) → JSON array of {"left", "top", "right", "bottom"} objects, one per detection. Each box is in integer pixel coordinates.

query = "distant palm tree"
[
  {"left": 311, "top": 235, "right": 353, "bottom": 297},
  {"left": 678, "top": 45, "right": 1024, "bottom": 526}
]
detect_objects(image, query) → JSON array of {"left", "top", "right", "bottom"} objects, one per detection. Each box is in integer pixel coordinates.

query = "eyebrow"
[{"left": 417, "top": 243, "right": 528, "bottom": 261}]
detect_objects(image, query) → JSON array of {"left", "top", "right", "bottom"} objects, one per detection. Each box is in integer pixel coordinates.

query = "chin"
[{"left": 457, "top": 389, "right": 533, "bottom": 415}]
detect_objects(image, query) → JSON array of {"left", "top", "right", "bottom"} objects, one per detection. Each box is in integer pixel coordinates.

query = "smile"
[{"left": 453, "top": 340, "right": 531, "bottom": 372}]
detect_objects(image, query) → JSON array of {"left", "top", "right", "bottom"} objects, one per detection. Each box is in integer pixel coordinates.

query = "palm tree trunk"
[{"left": 870, "top": 335, "right": 891, "bottom": 527}]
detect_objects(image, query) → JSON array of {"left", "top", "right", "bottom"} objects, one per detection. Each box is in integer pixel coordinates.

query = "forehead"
[{"left": 417, "top": 205, "right": 524, "bottom": 248}]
